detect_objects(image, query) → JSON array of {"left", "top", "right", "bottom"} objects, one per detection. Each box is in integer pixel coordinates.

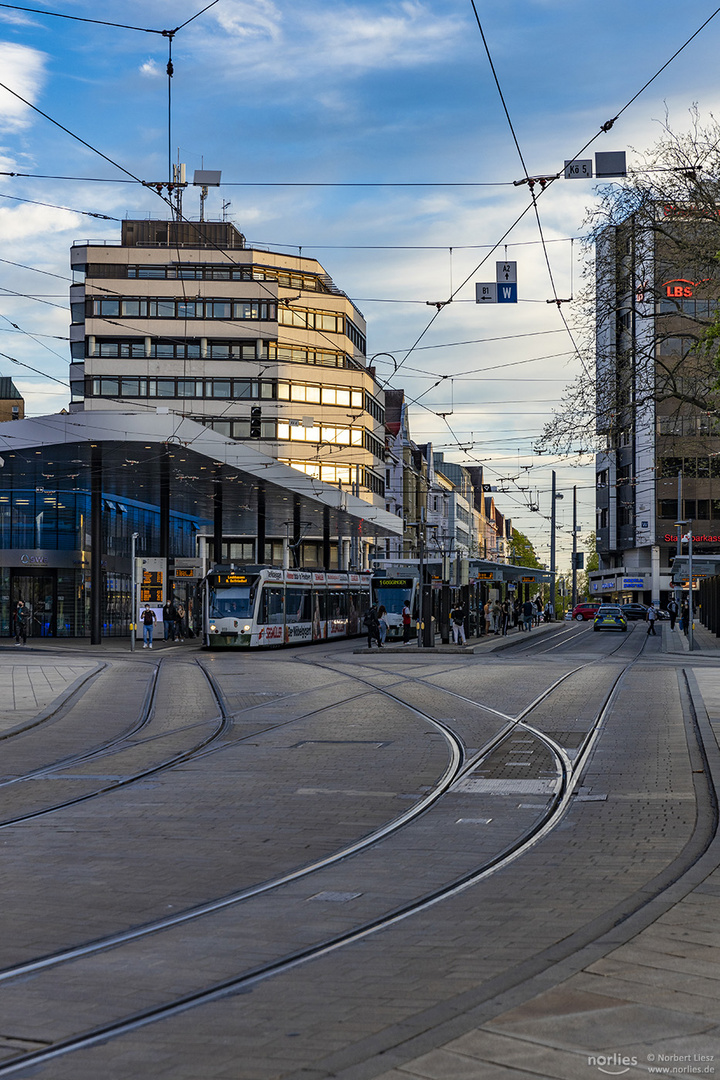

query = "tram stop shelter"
[{"left": 0, "top": 411, "right": 403, "bottom": 643}]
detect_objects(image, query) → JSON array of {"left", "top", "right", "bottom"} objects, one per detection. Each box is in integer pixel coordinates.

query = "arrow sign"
[
  {"left": 496, "top": 261, "right": 517, "bottom": 283},
  {"left": 476, "top": 283, "right": 497, "bottom": 303}
]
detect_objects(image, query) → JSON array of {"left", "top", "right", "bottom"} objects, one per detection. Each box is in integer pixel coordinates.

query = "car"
[
  {"left": 572, "top": 603, "right": 601, "bottom": 621},
  {"left": 593, "top": 605, "right": 628, "bottom": 632},
  {"left": 620, "top": 603, "right": 648, "bottom": 621}
]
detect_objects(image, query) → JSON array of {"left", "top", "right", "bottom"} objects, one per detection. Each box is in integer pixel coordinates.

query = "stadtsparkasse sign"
[{"left": 664, "top": 534, "right": 720, "bottom": 543}]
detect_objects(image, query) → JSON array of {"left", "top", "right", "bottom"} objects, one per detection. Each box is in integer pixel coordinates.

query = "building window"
[{"left": 658, "top": 500, "right": 677, "bottom": 519}]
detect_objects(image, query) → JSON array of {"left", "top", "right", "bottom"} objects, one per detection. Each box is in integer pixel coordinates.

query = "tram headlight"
[
  {"left": 243, "top": 624, "right": 251, "bottom": 632},
  {"left": 210, "top": 623, "right": 217, "bottom": 633}
]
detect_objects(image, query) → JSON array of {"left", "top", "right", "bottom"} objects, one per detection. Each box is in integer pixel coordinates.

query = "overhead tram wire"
[
  {"left": 0, "top": 192, "right": 118, "bottom": 220},
  {"left": 381, "top": 1, "right": 720, "bottom": 421}
]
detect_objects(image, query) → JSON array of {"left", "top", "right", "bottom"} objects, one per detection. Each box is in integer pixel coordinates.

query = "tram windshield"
[
  {"left": 373, "top": 585, "right": 413, "bottom": 615},
  {"left": 210, "top": 586, "right": 253, "bottom": 619}
]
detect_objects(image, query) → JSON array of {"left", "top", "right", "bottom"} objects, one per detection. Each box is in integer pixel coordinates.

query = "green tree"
[
  {"left": 577, "top": 531, "right": 598, "bottom": 600},
  {"left": 510, "top": 529, "right": 541, "bottom": 569}
]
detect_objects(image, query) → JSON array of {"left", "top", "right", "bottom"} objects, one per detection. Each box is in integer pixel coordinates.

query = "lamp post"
[
  {"left": 550, "top": 472, "right": 564, "bottom": 614},
  {"left": 130, "top": 531, "right": 139, "bottom": 652},
  {"left": 676, "top": 519, "right": 693, "bottom": 651}
]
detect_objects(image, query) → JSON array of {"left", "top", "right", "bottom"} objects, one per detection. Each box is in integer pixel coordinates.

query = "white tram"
[
  {"left": 370, "top": 568, "right": 420, "bottom": 640},
  {"left": 202, "top": 565, "right": 372, "bottom": 648}
]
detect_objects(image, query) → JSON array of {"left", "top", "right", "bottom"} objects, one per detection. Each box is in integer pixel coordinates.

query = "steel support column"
[{"left": 90, "top": 443, "right": 103, "bottom": 645}]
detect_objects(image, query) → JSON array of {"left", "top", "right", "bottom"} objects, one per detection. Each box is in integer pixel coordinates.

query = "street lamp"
[
  {"left": 130, "top": 531, "right": 139, "bottom": 652},
  {"left": 676, "top": 519, "right": 694, "bottom": 651}
]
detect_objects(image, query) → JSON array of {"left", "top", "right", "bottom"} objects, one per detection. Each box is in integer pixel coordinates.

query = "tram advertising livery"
[{"left": 202, "top": 566, "right": 371, "bottom": 648}]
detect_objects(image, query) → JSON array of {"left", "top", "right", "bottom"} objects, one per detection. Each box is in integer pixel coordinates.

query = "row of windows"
[
  {"left": 277, "top": 306, "right": 366, "bottom": 353},
  {"left": 284, "top": 459, "right": 385, "bottom": 496},
  {"left": 658, "top": 499, "right": 720, "bottom": 520},
  {"left": 198, "top": 416, "right": 383, "bottom": 456},
  {"left": 657, "top": 298, "right": 719, "bottom": 318},
  {"left": 79, "top": 338, "right": 265, "bottom": 360},
  {"left": 657, "top": 415, "right": 718, "bottom": 436},
  {"left": 659, "top": 456, "right": 720, "bottom": 479},
  {"left": 84, "top": 262, "right": 328, "bottom": 292},
  {"left": 87, "top": 297, "right": 276, "bottom": 322},
  {"left": 76, "top": 337, "right": 357, "bottom": 371},
  {"left": 85, "top": 375, "right": 384, "bottom": 422}
]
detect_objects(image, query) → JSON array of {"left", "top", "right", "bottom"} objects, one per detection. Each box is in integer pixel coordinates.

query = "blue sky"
[{"left": 1, "top": 0, "right": 720, "bottom": 567}]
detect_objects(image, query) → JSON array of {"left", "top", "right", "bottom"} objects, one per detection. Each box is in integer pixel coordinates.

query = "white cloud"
[
  {"left": 139, "top": 58, "right": 162, "bottom": 78},
  {"left": 0, "top": 42, "right": 47, "bottom": 132},
  {"left": 215, "top": 0, "right": 282, "bottom": 42}
]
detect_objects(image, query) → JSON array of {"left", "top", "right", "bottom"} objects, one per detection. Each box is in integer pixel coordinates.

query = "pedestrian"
[
  {"left": 666, "top": 597, "right": 679, "bottom": 630},
  {"left": 501, "top": 598, "right": 510, "bottom": 636},
  {"left": 522, "top": 598, "right": 534, "bottom": 631},
  {"left": 534, "top": 596, "right": 543, "bottom": 626},
  {"left": 402, "top": 600, "right": 412, "bottom": 643},
  {"left": 13, "top": 599, "right": 27, "bottom": 646},
  {"left": 364, "top": 604, "right": 382, "bottom": 648},
  {"left": 174, "top": 602, "right": 185, "bottom": 642},
  {"left": 141, "top": 605, "right": 157, "bottom": 648},
  {"left": 491, "top": 600, "right": 502, "bottom": 635},
  {"left": 646, "top": 603, "right": 657, "bottom": 636},
  {"left": 544, "top": 600, "right": 554, "bottom": 623},
  {"left": 450, "top": 602, "right": 466, "bottom": 645},
  {"left": 513, "top": 598, "right": 521, "bottom": 629},
  {"left": 477, "top": 602, "right": 486, "bottom": 637},
  {"left": 377, "top": 605, "right": 388, "bottom": 644},
  {"left": 681, "top": 600, "right": 690, "bottom": 635},
  {"left": 162, "top": 601, "right": 174, "bottom": 641}
]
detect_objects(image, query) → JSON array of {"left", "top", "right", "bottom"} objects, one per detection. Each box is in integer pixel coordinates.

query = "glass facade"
[{"left": 0, "top": 488, "right": 203, "bottom": 638}]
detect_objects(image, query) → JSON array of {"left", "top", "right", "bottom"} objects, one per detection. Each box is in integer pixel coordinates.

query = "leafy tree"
[
  {"left": 538, "top": 109, "right": 720, "bottom": 456},
  {"left": 510, "top": 529, "right": 541, "bottom": 568}
]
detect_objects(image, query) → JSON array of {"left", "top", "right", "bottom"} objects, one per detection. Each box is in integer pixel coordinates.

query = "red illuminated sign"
[{"left": 661, "top": 278, "right": 710, "bottom": 299}]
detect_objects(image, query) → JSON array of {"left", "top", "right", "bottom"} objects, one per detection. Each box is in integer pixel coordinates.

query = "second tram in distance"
[{"left": 202, "top": 565, "right": 371, "bottom": 648}]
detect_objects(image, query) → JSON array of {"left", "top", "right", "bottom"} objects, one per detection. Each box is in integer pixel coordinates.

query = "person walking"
[
  {"left": 377, "top": 605, "right": 388, "bottom": 645},
  {"left": 13, "top": 599, "right": 27, "bottom": 646},
  {"left": 402, "top": 600, "right": 412, "bottom": 644},
  {"left": 364, "top": 604, "right": 382, "bottom": 648},
  {"left": 501, "top": 598, "right": 510, "bottom": 636},
  {"left": 450, "top": 602, "right": 466, "bottom": 645},
  {"left": 522, "top": 598, "right": 534, "bottom": 631},
  {"left": 681, "top": 599, "right": 690, "bottom": 636},
  {"left": 162, "top": 601, "right": 174, "bottom": 641},
  {"left": 666, "top": 597, "right": 679, "bottom": 630},
  {"left": 174, "top": 602, "right": 185, "bottom": 642},
  {"left": 646, "top": 603, "right": 658, "bottom": 636},
  {"left": 544, "top": 600, "right": 554, "bottom": 623},
  {"left": 491, "top": 600, "right": 502, "bottom": 635},
  {"left": 141, "top": 605, "right": 157, "bottom": 648}
]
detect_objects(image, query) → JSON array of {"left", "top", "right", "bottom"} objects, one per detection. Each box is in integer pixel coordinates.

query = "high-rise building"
[
  {"left": 593, "top": 210, "right": 720, "bottom": 603},
  {"left": 69, "top": 220, "right": 386, "bottom": 506}
]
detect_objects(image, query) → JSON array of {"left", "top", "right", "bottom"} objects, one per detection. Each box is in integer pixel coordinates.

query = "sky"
[{"left": 1, "top": 0, "right": 720, "bottom": 570}]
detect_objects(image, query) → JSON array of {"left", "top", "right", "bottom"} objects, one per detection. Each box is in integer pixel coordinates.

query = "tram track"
[
  {"left": 0, "top": 659, "right": 233, "bottom": 829},
  {"left": 0, "top": 648, "right": 660, "bottom": 1076}
]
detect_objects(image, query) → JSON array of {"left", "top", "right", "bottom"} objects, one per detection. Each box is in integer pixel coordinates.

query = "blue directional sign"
[{"left": 497, "top": 283, "right": 517, "bottom": 304}]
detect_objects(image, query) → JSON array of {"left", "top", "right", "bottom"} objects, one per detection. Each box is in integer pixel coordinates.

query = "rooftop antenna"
[
  {"left": 222, "top": 199, "right": 232, "bottom": 222},
  {"left": 193, "top": 169, "right": 222, "bottom": 222}
]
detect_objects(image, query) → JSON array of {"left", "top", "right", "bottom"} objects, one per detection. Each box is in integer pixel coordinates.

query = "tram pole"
[{"left": 130, "top": 531, "right": 139, "bottom": 652}]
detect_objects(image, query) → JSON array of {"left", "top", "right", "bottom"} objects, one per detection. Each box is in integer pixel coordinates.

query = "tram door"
[{"left": 11, "top": 571, "right": 57, "bottom": 637}]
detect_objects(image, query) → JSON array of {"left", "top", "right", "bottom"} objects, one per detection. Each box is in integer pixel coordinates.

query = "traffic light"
[{"left": 250, "top": 406, "right": 262, "bottom": 438}]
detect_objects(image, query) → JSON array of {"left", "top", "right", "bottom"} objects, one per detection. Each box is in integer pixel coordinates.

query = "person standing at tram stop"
[
  {"left": 377, "top": 605, "right": 388, "bottom": 645},
  {"left": 364, "top": 604, "right": 382, "bottom": 649},
  {"left": 141, "top": 605, "right": 157, "bottom": 649},
  {"left": 162, "top": 601, "right": 174, "bottom": 641},
  {"left": 522, "top": 597, "right": 534, "bottom": 631},
  {"left": 666, "top": 597, "right": 679, "bottom": 630},
  {"left": 646, "top": 603, "right": 658, "bottom": 637},
  {"left": 402, "top": 599, "right": 412, "bottom": 643},
  {"left": 450, "top": 602, "right": 466, "bottom": 645},
  {"left": 13, "top": 599, "right": 27, "bottom": 646},
  {"left": 174, "top": 601, "right": 185, "bottom": 643}
]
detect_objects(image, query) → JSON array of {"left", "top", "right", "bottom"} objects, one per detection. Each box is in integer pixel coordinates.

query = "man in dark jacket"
[{"left": 364, "top": 605, "right": 382, "bottom": 648}]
